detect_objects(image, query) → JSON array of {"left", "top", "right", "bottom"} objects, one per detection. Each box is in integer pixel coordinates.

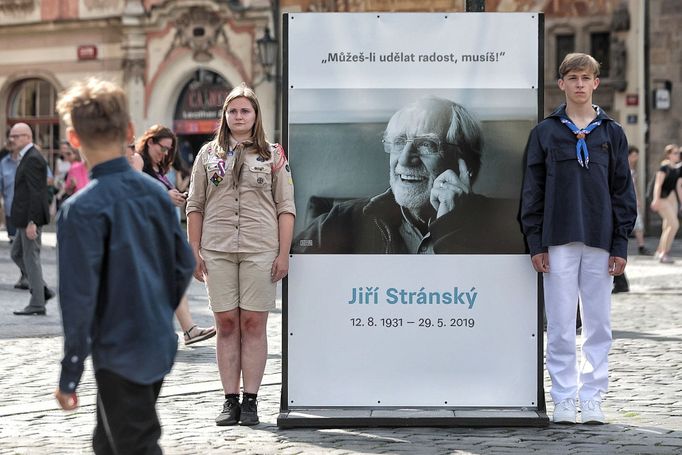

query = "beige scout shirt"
[{"left": 186, "top": 140, "right": 296, "bottom": 253}]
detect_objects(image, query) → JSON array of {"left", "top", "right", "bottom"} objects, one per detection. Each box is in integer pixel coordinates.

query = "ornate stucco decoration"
[
  {"left": 123, "top": 58, "right": 146, "bottom": 84},
  {"left": 609, "top": 38, "right": 627, "bottom": 92},
  {"left": 0, "top": 0, "right": 36, "bottom": 13},
  {"left": 611, "top": 1, "right": 630, "bottom": 32},
  {"left": 167, "top": 7, "right": 229, "bottom": 63}
]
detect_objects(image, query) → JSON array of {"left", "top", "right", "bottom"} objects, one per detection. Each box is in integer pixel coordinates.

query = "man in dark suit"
[{"left": 9, "top": 123, "right": 54, "bottom": 315}]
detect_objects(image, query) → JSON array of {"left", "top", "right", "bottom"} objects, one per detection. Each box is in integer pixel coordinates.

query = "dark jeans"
[
  {"left": 93, "top": 369, "right": 164, "bottom": 455},
  {"left": 5, "top": 214, "right": 16, "bottom": 238}
]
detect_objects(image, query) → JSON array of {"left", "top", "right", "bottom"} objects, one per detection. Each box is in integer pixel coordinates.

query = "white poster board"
[
  {"left": 287, "top": 255, "right": 538, "bottom": 407},
  {"left": 282, "top": 12, "right": 544, "bottom": 425},
  {"left": 287, "top": 13, "right": 539, "bottom": 90}
]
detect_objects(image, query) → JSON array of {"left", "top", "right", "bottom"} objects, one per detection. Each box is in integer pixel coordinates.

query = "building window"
[
  {"left": 7, "top": 78, "right": 60, "bottom": 168},
  {"left": 555, "top": 34, "right": 575, "bottom": 78},
  {"left": 590, "top": 32, "right": 610, "bottom": 78}
]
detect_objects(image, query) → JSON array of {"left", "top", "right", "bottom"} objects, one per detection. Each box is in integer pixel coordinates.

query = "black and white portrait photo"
[{"left": 290, "top": 90, "right": 533, "bottom": 254}]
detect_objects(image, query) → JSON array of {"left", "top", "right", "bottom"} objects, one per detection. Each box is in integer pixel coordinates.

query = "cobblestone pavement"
[{"left": 1, "top": 233, "right": 681, "bottom": 454}]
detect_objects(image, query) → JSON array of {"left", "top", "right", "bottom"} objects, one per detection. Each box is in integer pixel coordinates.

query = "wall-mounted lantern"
[{"left": 256, "top": 28, "right": 278, "bottom": 82}]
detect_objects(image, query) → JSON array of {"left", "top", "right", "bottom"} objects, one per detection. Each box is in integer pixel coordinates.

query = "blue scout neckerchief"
[{"left": 560, "top": 112, "right": 602, "bottom": 168}]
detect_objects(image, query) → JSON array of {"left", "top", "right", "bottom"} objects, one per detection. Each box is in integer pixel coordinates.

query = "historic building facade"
[
  {"left": 0, "top": 0, "right": 276, "bottom": 167},
  {"left": 648, "top": 0, "right": 682, "bottom": 170}
]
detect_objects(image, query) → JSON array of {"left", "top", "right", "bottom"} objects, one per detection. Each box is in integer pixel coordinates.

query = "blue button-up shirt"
[
  {"left": 57, "top": 157, "right": 194, "bottom": 392},
  {"left": 0, "top": 153, "right": 19, "bottom": 216},
  {"left": 520, "top": 104, "right": 636, "bottom": 259}
]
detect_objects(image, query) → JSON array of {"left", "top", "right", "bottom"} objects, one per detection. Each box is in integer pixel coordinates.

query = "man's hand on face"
[{"left": 430, "top": 159, "right": 471, "bottom": 219}]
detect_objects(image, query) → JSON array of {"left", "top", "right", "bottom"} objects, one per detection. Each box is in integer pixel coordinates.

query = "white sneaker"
[
  {"left": 553, "top": 398, "right": 577, "bottom": 424},
  {"left": 581, "top": 400, "right": 605, "bottom": 424}
]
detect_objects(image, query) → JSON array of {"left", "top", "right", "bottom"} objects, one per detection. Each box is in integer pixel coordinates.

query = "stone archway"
[
  {"left": 172, "top": 69, "right": 232, "bottom": 166},
  {"left": 145, "top": 51, "right": 243, "bottom": 130}
]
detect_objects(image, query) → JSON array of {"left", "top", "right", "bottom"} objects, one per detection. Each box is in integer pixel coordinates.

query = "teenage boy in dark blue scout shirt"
[
  {"left": 53, "top": 78, "right": 194, "bottom": 454},
  {"left": 520, "top": 53, "right": 636, "bottom": 425}
]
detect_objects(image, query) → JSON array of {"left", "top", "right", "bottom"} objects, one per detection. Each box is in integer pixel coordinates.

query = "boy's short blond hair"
[
  {"left": 56, "top": 77, "right": 129, "bottom": 149},
  {"left": 559, "top": 53, "right": 600, "bottom": 79}
]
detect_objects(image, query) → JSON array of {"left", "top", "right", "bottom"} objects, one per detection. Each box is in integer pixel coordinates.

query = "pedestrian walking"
[
  {"left": 0, "top": 134, "right": 27, "bottom": 289},
  {"left": 9, "top": 122, "right": 55, "bottom": 315},
  {"left": 137, "top": 124, "right": 216, "bottom": 346},
  {"left": 628, "top": 146, "right": 651, "bottom": 256},
  {"left": 186, "top": 83, "right": 295, "bottom": 426},
  {"left": 0, "top": 141, "right": 20, "bottom": 242},
  {"left": 520, "top": 53, "right": 637, "bottom": 424},
  {"left": 56, "top": 144, "right": 90, "bottom": 206},
  {"left": 614, "top": 145, "right": 652, "bottom": 293},
  {"left": 650, "top": 144, "right": 680, "bottom": 263},
  {"left": 53, "top": 77, "right": 194, "bottom": 454}
]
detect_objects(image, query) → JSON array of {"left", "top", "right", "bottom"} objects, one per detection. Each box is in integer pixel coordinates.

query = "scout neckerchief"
[
  {"left": 230, "top": 139, "right": 253, "bottom": 185},
  {"left": 560, "top": 108, "right": 602, "bottom": 168}
]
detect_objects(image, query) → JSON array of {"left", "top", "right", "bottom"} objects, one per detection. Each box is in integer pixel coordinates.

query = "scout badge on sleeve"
[{"left": 271, "top": 143, "right": 287, "bottom": 172}]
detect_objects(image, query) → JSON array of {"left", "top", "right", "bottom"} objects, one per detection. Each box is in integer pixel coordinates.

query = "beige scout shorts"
[{"left": 201, "top": 249, "right": 278, "bottom": 313}]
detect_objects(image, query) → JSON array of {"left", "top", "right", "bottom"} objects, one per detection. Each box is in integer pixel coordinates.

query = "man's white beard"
[{"left": 391, "top": 180, "right": 430, "bottom": 214}]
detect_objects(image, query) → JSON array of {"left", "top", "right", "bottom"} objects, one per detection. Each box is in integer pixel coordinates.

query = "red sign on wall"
[
  {"left": 625, "top": 94, "right": 638, "bottom": 106},
  {"left": 77, "top": 45, "right": 98, "bottom": 61},
  {"left": 173, "top": 119, "right": 220, "bottom": 135}
]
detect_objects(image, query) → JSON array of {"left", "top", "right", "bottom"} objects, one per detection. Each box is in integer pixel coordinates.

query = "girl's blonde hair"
[
  {"left": 215, "top": 83, "right": 270, "bottom": 160},
  {"left": 660, "top": 143, "right": 679, "bottom": 165}
]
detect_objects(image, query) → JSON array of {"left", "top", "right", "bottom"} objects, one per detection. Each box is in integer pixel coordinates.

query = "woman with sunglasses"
[
  {"left": 137, "top": 125, "right": 217, "bottom": 345},
  {"left": 56, "top": 142, "right": 89, "bottom": 207}
]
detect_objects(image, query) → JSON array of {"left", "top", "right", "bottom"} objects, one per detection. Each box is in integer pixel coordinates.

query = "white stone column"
[{"left": 121, "top": 0, "right": 147, "bottom": 134}]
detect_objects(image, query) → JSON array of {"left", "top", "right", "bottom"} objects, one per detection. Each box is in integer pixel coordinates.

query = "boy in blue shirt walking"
[
  {"left": 53, "top": 78, "right": 194, "bottom": 453},
  {"left": 521, "top": 53, "right": 636, "bottom": 424}
]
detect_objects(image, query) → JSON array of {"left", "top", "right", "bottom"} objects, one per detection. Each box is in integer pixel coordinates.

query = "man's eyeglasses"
[
  {"left": 382, "top": 135, "right": 454, "bottom": 156},
  {"left": 9, "top": 133, "right": 28, "bottom": 139}
]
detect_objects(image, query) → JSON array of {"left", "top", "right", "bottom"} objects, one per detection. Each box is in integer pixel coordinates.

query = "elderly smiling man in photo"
[{"left": 293, "top": 96, "right": 523, "bottom": 254}]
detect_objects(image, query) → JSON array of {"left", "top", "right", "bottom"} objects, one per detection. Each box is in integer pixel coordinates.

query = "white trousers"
[{"left": 544, "top": 242, "right": 613, "bottom": 404}]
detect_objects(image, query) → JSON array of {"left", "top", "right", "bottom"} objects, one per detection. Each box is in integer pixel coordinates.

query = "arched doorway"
[
  {"left": 173, "top": 69, "right": 231, "bottom": 166},
  {"left": 7, "top": 78, "right": 60, "bottom": 169}
]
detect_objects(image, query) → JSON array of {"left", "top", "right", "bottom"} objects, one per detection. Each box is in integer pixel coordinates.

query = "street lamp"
[{"left": 256, "top": 27, "right": 278, "bottom": 82}]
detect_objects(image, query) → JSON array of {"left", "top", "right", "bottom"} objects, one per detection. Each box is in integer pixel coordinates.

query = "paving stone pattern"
[{"left": 1, "top": 234, "right": 681, "bottom": 454}]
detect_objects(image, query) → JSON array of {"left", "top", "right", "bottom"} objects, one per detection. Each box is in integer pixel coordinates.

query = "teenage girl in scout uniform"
[{"left": 186, "top": 83, "right": 295, "bottom": 426}]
